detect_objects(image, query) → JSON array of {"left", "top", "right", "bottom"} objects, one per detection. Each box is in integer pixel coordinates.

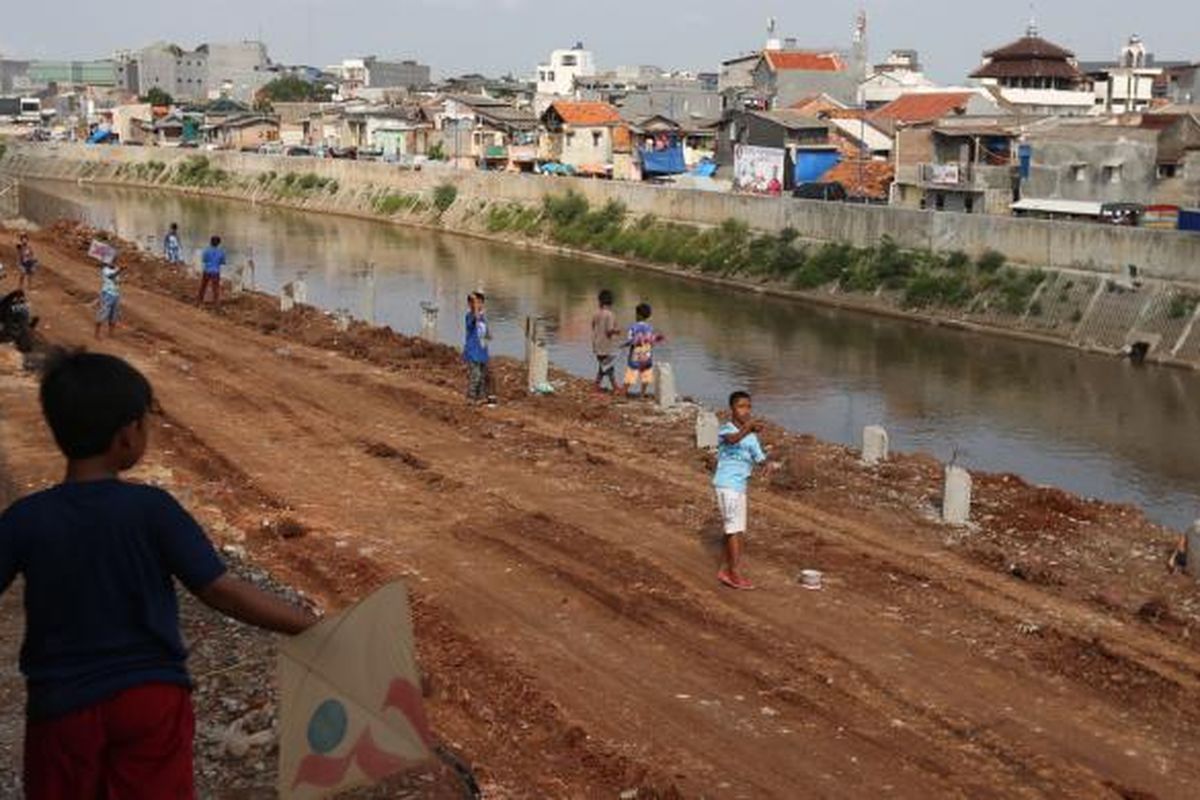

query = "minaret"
[{"left": 852, "top": 9, "right": 869, "bottom": 80}]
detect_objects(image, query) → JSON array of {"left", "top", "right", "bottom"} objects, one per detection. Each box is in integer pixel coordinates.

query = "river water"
[{"left": 18, "top": 180, "right": 1200, "bottom": 530}]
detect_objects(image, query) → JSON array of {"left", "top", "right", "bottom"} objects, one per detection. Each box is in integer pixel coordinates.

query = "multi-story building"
[
  {"left": 859, "top": 50, "right": 939, "bottom": 108},
  {"left": 575, "top": 67, "right": 721, "bottom": 122},
  {"left": 205, "top": 42, "right": 273, "bottom": 104},
  {"left": 336, "top": 57, "right": 431, "bottom": 96},
  {"left": 27, "top": 60, "right": 119, "bottom": 89},
  {"left": 135, "top": 41, "right": 272, "bottom": 103},
  {"left": 538, "top": 101, "right": 622, "bottom": 175},
  {"left": 136, "top": 43, "right": 210, "bottom": 101},
  {"left": 969, "top": 22, "right": 1095, "bottom": 115},
  {"left": 535, "top": 44, "right": 596, "bottom": 104}
]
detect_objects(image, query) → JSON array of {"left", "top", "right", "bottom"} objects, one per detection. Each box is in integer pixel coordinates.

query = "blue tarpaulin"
[
  {"left": 640, "top": 145, "right": 687, "bottom": 176},
  {"left": 1179, "top": 209, "right": 1200, "bottom": 232},
  {"left": 691, "top": 160, "right": 718, "bottom": 178},
  {"left": 87, "top": 127, "right": 114, "bottom": 144},
  {"left": 794, "top": 150, "right": 841, "bottom": 184}
]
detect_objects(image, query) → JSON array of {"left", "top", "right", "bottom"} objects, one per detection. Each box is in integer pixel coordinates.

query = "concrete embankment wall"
[
  {"left": 5, "top": 142, "right": 1200, "bottom": 369},
  {"left": 6, "top": 142, "right": 1200, "bottom": 282}
]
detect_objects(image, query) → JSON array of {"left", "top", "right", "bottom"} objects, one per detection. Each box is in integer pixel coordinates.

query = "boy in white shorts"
[{"left": 713, "top": 390, "right": 770, "bottom": 590}]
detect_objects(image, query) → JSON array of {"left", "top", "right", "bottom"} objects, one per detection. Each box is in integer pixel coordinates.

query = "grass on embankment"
[{"left": 486, "top": 191, "right": 1047, "bottom": 315}]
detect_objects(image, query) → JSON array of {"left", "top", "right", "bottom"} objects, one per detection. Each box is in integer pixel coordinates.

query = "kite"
[{"left": 278, "top": 581, "right": 433, "bottom": 798}]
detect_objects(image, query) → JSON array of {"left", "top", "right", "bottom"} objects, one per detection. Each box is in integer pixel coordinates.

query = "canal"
[{"left": 18, "top": 180, "right": 1200, "bottom": 530}]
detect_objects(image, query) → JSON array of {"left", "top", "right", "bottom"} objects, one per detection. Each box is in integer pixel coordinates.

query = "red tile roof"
[
  {"left": 870, "top": 92, "right": 976, "bottom": 124},
  {"left": 550, "top": 101, "right": 622, "bottom": 126},
  {"left": 821, "top": 160, "right": 895, "bottom": 199},
  {"left": 763, "top": 51, "right": 845, "bottom": 72}
]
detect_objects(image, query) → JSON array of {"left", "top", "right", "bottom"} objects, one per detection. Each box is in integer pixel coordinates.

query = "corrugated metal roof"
[{"left": 1011, "top": 198, "right": 1103, "bottom": 216}]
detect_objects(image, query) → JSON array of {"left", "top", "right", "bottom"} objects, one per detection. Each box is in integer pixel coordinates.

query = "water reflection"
[{"left": 19, "top": 181, "right": 1200, "bottom": 529}]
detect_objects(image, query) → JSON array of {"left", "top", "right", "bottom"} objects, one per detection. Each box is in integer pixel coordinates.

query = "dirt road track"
[{"left": 2, "top": 228, "right": 1199, "bottom": 799}]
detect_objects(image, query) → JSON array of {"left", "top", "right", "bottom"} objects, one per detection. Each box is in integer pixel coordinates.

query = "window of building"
[
  {"left": 1070, "top": 164, "right": 1087, "bottom": 182},
  {"left": 964, "top": 196, "right": 975, "bottom": 214},
  {"left": 547, "top": 71, "right": 555, "bottom": 82},
  {"left": 934, "top": 193, "right": 945, "bottom": 211},
  {"left": 560, "top": 55, "right": 577, "bottom": 67},
  {"left": 1103, "top": 164, "right": 1122, "bottom": 184},
  {"left": 592, "top": 131, "right": 602, "bottom": 147},
  {"left": 1158, "top": 163, "right": 1178, "bottom": 179},
  {"left": 566, "top": 132, "right": 575, "bottom": 143}
]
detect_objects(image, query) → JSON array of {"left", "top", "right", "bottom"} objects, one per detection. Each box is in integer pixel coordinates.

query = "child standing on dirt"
[
  {"left": 164, "top": 223, "right": 182, "bottom": 264},
  {"left": 591, "top": 289, "right": 621, "bottom": 393},
  {"left": 622, "top": 302, "right": 665, "bottom": 398},
  {"left": 197, "top": 235, "right": 225, "bottom": 307},
  {"left": 17, "top": 232, "right": 37, "bottom": 291},
  {"left": 714, "top": 391, "right": 772, "bottom": 590},
  {"left": 464, "top": 291, "right": 496, "bottom": 407},
  {"left": 95, "top": 252, "right": 122, "bottom": 340},
  {"left": 0, "top": 351, "right": 317, "bottom": 800}
]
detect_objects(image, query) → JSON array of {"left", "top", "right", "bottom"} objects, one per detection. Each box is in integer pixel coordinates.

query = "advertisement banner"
[
  {"left": 928, "top": 163, "right": 961, "bottom": 185},
  {"left": 733, "top": 144, "right": 786, "bottom": 195}
]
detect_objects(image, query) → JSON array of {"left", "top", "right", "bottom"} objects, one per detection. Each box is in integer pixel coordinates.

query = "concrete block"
[
  {"left": 291, "top": 279, "right": 307, "bottom": 306},
  {"left": 527, "top": 342, "right": 549, "bottom": 393},
  {"left": 862, "top": 425, "right": 889, "bottom": 465},
  {"left": 695, "top": 410, "right": 720, "bottom": 450},
  {"left": 419, "top": 301, "right": 439, "bottom": 341},
  {"left": 334, "top": 309, "right": 351, "bottom": 332},
  {"left": 1187, "top": 521, "right": 1200, "bottom": 581},
  {"left": 942, "top": 465, "right": 972, "bottom": 525},
  {"left": 280, "top": 293, "right": 294, "bottom": 313},
  {"left": 656, "top": 362, "right": 678, "bottom": 408}
]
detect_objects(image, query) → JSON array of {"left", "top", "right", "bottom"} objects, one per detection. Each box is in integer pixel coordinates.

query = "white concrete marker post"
[
  {"left": 292, "top": 279, "right": 307, "bottom": 306},
  {"left": 862, "top": 425, "right": 889, "bottom": 465},
  {"left": 419, "top": 302, "right": 439, "bottom": 342},
  {"left": 334, "top": 309, "right": 351, "bottom": 332},
  {"left": 656, "top": 362, "right": 678, "bottom": 408},
  {"left": 696, "top": 410, "right": 720, "bottom": 450},
  {"left": 280, "top": 282, "right": 295, "bottom": 312},
  {"left": 942, "top": 465, "right": 972, "bottom": 525},
  {"left": 525, "top": 316, "right": 549, "bottom": 393}
]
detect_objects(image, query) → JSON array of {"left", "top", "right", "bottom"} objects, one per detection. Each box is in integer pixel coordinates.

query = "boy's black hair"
[
  {"left": 598, "top": 289, "right": 614, "bottom": 307},
  {"left": 210, "top": 235, "right": 221, "bottom": 247},
  {"left": 170, "top": 222, "right": 178, "bottom": 230},
  {"left": 467, "top": 291, "right": 486, "bottom": 303},
  {"left": 635, "top": 302, "right": 652, "bottom": 320},
  {"left": 40, "top": 351, "right": 155, "bottom": 460},
  {"left": 729, "top": 390, "right": 752, "bottom": 407}
]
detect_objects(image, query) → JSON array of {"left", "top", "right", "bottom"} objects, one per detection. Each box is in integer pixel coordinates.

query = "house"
[
  {"left": 891, "top": 117, "right": 1028, "bottom": 214},
  {"left": 339, "top": 105, "right": 432, "bottom": 158},
  {"left": 751, "top": 49, "right": 856, "bottom": 108},
  {"left": 717, "top": 109, "right": 832, "bottom": 192},
  {"left": 969, "top": 23, "right": 1095, "bottom": 115},
  {"left": 1081, "top": 35, "right": 1163, "bottom": 114},
  {"left": 438, "top": 94, "right": 539, "bottom": 171},
  {"left": 1144, "top": 112, "right": 1200, "bottom": 206},
  {"left": 109, "top": 103, "right": 153, "bottom": 144},
  {"left": 145, "top": 112, "right": 202, "bottom": 146},
  {"left": 859, "top": 50, "right": 938, "bottom": 108},
  {"left": 538, "top": 101, "right": 623, "bottom": 176},
  {"left": 575, "top": 68, "right": 722, "bottom": 123},
  {"left": 870, "top": 91, "right": 1004, "bottom": 126},
  {"left": 535, "top": 43, "right": 596, "bottom": 113},
  {"left": 203, "top": 113, "right": 279, "bottom": 150}
]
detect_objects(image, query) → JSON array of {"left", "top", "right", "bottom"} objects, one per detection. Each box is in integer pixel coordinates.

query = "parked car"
[{"left": 284, "top": 146, "right": 313, "bottom": 157}]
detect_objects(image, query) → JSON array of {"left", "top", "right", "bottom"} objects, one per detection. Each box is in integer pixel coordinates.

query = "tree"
[
  {"left": 254, "top": 76, "right": 332, "bottom": 111},
  {"left": 140, "top": 87, "right": 174, "bottom": 107}
]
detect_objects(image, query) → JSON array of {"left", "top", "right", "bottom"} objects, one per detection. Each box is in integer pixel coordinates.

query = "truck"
[{"left": 0, "top": 97, "right": 42, "bottom": 124}]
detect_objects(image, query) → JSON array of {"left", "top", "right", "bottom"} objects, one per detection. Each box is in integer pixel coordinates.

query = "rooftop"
[
  {"left": 747, "top": 109, "right": 829, "bottom": 131},
  {"left": 762, "top": 51, "right": 845, "bottom": 73},
  {"left": 971, "top": 35, "right": 1085, "bottom": 82},
  {"left": 548, "top": 101, "right": 623, "bottom": 126},
  {"left": 870, "top": 92, "right": 978, "bottom": 124}
]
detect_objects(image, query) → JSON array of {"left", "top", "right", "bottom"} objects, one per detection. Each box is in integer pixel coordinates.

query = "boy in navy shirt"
[
  {"left": 0, "top": 352, "right": 317, "bottom": 799},
  {"left": 197, "top": 234, "right": 226, "bottom": 307},
  {"left": 464, "top": 291, "right": 496, "bottom": 406}
]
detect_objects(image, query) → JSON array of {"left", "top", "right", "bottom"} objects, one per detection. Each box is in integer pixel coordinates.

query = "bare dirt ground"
[{"left": 1, "top": 222, "right": 1200, "bottom": 799}]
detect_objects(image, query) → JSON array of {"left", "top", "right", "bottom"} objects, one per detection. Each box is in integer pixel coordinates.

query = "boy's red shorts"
[{"left": 24, "top": 683, "right": 195, "bottom": 800}]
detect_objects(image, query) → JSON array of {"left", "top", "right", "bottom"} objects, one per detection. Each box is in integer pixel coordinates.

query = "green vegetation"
[
  {"left": 139, "top": 88, "right": 174, "bottom": 107},
  {"left": 171, "top": 156, "right": 230, "bottom": 187},
  {"left": 374, "top": 192, "right": 423, "bottom": 215},
  {"left": 1168, "top": 292, "right": 1200, "bottom": 320},
  {"left": 432, "top": 183, "right": 458, "bottom": 212},
  {"left": 253, "top": 76, "right": 332, "bottom": 111},
  {"left": 129, "top": 160, "right": 167, "bottom": 181},
  {"left": 269, "top": 171, "right": 338, "bottom": 197},
  {"left": 427, "top": 142, "right": 447, "bottom": 161},
  {"left": 0, "top": 142, "right": 7, "bottom": 161},
  {"left": 485, "top": 190, "right": 1052, "bottom": 316}
]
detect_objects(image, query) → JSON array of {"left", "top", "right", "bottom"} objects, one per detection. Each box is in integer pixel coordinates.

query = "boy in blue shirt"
[
  {"left": 197, "top": 235, "right": 226, "bottom": 307},
  {"left": 622, "top": 302, "right": 665, "bottom": 398},
  {"left": 713, "top": 390, "right": 772, "bottom": 590},
  {"left": 0, "top": 352, "right": 317, "bottom": 799},
  {"left": 464, "top": 291, "right": 496, "bottom": 406}
]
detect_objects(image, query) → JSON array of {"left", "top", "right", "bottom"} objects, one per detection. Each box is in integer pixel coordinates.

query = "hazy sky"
[{"left": 2, "top": 1, "right": 1196, "bottom": 83}]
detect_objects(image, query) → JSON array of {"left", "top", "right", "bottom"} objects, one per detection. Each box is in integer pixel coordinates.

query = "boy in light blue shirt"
[
  {"left": 95, "top": 253, "right": 122, "bottom": 340},
  {"left": 713, "top": 390, "right": 771, "bottom": 590}
]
